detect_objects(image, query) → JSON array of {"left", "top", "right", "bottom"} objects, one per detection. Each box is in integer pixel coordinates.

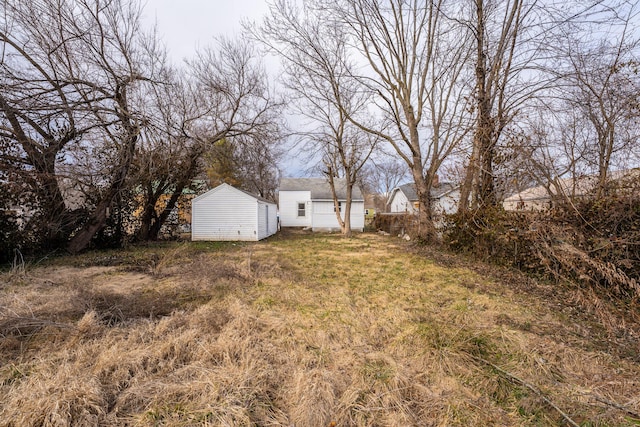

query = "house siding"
[
  {"left": 279, "top": 190, "right": 311, "bottom": 227},
  {"left": 311, "top": 200, "right": 365, "bottom": 232},
  {"left": 432, "top": 189, "right": 460, "bottom": 216},
  {"left": 268, "top": 203, "right": 278, "bottom": 235},
  {"left": 503, "top": 198, "right": 551, "bottom": 211},
  {"left": 389, "top": 190, "right": 416, "bottom": 213},
  {"left": 191, "top": 184, "right": 277, "bottom": 241}
]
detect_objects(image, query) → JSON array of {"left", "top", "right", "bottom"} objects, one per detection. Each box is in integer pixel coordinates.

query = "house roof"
[
  {"left": 393, "top": 182, "right": 458, "bottom": 202},
  {"left": 279, "top": 177, "right": 364, "bottom": 201},
  {"left": 503, "top": 169, "right": 640, "bottom": 203}
]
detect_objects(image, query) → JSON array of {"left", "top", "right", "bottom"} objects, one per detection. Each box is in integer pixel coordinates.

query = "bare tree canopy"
[
  {"left": 1, "top": 1, "right": 283, "bottom": 254},
  {"left": 256, "top": 0, "right": 379, "bottom": 236},
  {"left": 261, "top": 0, "right": 474, "bottom": 239},
  {"left": 0, "top": 0, "right": 165, "bottom": 252}
]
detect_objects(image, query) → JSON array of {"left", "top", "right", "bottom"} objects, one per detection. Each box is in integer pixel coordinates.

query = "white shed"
[{"left": 191, "top": 183, "right": 278, "bottom": 241}]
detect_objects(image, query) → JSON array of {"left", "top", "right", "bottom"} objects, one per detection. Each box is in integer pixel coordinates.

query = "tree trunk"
[
  {"left": 148, "top": 181, "right": 188, "bottom": 241},
  {"left": 412, "top": 167, "right": 437, "bottom": 241},
  {"left": 136, "top": 193, "right": 159, "bottom": 241},
  {"left": 473, "top": 0, "right": 497, "bottom": 209},
  {"left": 343, "top": 182, "right": 353, "bottom": 238},
  {"left": 327, "top": 172, "right": 348, "bottom": 236},
  {"left": 67, "top": 129, "right": 138, "bottom": 253},
  {"left": 458, "top": 140, "right": 480, "bottom": 213}
]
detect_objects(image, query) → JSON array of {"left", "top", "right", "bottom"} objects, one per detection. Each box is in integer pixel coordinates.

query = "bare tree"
[
  {"left": 499, "top": 1, "right": 640, "bottom": 207},
  {"left": 64, "top": 0, "right": 164, "bottom": 253},
  {"left": 359, "top": 158, "right": 409, "bottom": 205},
  {"left": 456, "top": 0, "right": 640, "bottom": 210},
  {"left": 186, "top": 37, "right": 283, "bottom": 194},
  {"left": 257, "top": 0, "right": 378, "bottom": 236},
  {"left": 0, "top": 0, "right": 99, "bottom": 248},
  {"left": 558, "top": 13, "right": 640, "bottom": 198},
  {"left": 323, "top": 0, "right": 473, "bottom": 239},
  {"left": 131, "top": 69, "right": 200, "bottom": 242},
  {"left": 134, "top": 37, "right": 283, "bottom": 241},
  {"left": 456, "top": 0, "right": 546, "bottom": 211},
  {"left": 0, "top": 0, "right": 165, "bottom": 252}
]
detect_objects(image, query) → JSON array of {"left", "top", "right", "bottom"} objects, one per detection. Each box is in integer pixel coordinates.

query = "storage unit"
[{"left": 191, "top": 183, "right": 277, "bottom": 241}]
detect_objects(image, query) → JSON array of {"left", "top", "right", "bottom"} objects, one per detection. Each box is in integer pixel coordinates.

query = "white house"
[
  {"left": 388, "top": 182, "right": 460, "bottom": 219},
  {"left": 191, "top": 183, "right": 278, "bottom": 241},
  {"left": 278, "top": 177, "right": 365, "bottom": 232},
  {"left": 503, "top": 169, "right": 640, "bottom": 211},
  {"left": 502, "top": 185, "right": 555, "bottom": 211}
]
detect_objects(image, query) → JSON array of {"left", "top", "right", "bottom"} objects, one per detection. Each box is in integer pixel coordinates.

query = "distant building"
[
  {"left": 387, "top": 181, "right": 460, "bottom": 217},
  {"left": 503, "top": 169, "right": 640, "bottom": 211},
  {"left": 278, "top": 177, "right": 365, "bottom": 232}
]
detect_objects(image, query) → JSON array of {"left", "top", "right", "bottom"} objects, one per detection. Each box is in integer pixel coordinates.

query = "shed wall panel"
[
  {"left": 192, "top": 185, "right": 258, "bottom": 241},
  {"left": 257, "top": 202, "right": 270, "bottom": 240},
  {"left": 268, "top": 203, "right": 278, "bottom": 235}
]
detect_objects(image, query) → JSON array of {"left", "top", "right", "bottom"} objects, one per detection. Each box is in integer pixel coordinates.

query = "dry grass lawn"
[{"left": 1, "top": 231, "right": 639, "bottom": 426}]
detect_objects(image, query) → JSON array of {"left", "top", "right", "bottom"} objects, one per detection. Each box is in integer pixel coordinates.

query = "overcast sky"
[
  {"left": 141, "top": 1, "right": 315, "bottom": 177},
  {"left": 143, "top": 0, "right": 271, "bottom": 63}
]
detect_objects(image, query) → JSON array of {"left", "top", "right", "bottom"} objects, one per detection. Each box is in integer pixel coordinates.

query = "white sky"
[
  {"left": 141, "top": 1, "right": 316, "bottom": 177},
  {"left": 143, "top": 0, "right": 271, "bottom": 63}
]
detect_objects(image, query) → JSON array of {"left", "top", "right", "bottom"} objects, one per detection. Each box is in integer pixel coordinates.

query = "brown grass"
[{"left": 1, "top": 231, "right": 640, "bottom": 426}]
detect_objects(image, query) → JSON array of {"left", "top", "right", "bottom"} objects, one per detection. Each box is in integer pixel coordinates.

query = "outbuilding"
[{"left": 191, "top": 183, "right": 278, "bottom": 241}]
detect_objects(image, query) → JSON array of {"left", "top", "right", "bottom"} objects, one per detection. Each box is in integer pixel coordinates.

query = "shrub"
[{"left": 445, "top": 186, "right": 640, "bottom": 301}]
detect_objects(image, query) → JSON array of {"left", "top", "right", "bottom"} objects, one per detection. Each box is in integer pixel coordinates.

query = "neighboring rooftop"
[
  {"left": 504, "top": 168, "right": 640, "bottom": 203},
  {"left": 279, "top": 177, "right": 364, "bottom": 200},
  {"left": 394, "top": 182, "right": 458, "bottom": 201}
]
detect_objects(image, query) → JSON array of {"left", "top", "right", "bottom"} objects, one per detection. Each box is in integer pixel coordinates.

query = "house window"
[
  {"left": 297, "top": 202, "right": 306, "bottom": 217},
  {"left": 334, "top": 202, "right": 342, "bottom": 212}
]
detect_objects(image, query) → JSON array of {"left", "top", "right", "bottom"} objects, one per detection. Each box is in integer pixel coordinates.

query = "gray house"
[{"left": 387, "top": 182, "right": 460, "bottom": 218}]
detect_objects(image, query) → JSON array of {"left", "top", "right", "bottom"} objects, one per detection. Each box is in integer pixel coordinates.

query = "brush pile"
[{"left": 446, "top": 178, "right": 640, "bottom": 302}]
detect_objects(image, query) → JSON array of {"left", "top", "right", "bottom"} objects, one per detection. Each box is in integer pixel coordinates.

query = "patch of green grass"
[
  {"left": 361, "top": 359, "right": 395, "bottom": 384},
  {"left": 254, "top": 295, "right": 276, "bottom": 310}
]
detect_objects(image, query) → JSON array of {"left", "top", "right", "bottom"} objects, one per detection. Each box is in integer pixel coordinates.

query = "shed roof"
[
  {"left": 193, "top": 183, "right": 275, "bottom": 205},
  {"left": 279, "top": 177, "right": 364, "bottom": 201}
]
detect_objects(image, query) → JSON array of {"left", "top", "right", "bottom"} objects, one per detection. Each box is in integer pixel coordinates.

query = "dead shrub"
[
  {"left": 446, "top": 187, "right": 640, "bottom": 307},
  {"left": 373, "top": 213, "right": 418, "bottom": 236}
]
